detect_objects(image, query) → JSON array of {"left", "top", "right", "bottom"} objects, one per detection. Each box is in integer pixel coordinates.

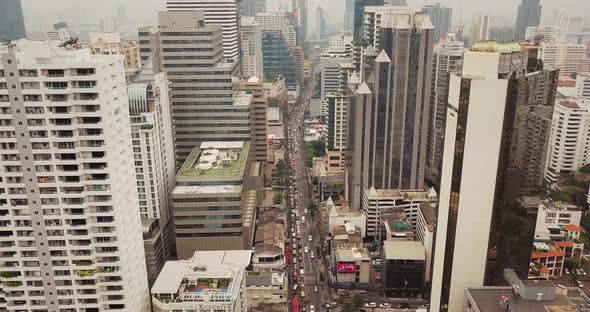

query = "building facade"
[
  {"left": 261, "top": 32, "right": 298, "bottom": 89},
  {"left": 427, "top": 34, "right": 464, "bottom": 185},
  {"left": 538, "top": 42, "right": 586, "bottom": 77},
  {"left": 240, "top": 17, "right": 264, "bottom": 79},
  {"left": 545, "top": 98, "right": 590, "bottom": 183},
  {"left": 237, "top": 0, "right": 266, "bottom": 17},
  {"left": 471, "top": 13, "right": 492, "bottom": 43},
  {"left": 83, "top": 32, "right": 140, "bottom": 76},
  {"left": 0, "top": 40, "right": 150, "bottom": 311},
  {"left": 238, "top": 78, "right": 268, "bottom": 163},
  {"left": 423, "top": 3, "right": 452, "bottom": 43},
  {"left": 139, "top": 11, "right": 241, "bottom": 166},
  {"left": 166, "top": 0, "right": 240, "bottom": 59}
]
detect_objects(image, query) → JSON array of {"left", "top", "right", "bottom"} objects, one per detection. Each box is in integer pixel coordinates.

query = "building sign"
[{"left": 337, "top": 262, "right": 356, "bottom": 273}]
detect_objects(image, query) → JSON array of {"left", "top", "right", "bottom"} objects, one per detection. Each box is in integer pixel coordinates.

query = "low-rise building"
[
  {"left": 246, "top": 271, "right": 288, "bottom": 311},
  {"left": 464, "top": 278, "right": 590, "bottom": 312},
  {"left": 83, "top": 32, "right": 140, "bottom": 76},
  {"left": 327, "top": 197, "right": 367, "bottom": 237},
  {"left": 383, "top": 240, "right": 426, "bottom": 298},
  {"left": 535, "top": 200, "right": 583, "bottom": 241},
  {"left": 252, "top": 209, "right": 286, "bottom": 271},
  {"left": 330, "top": 224, "right": 370, "bottom": 287},
  {"left": 529, "top": 242, "right": 565, "bottom": 278},
  {"left": 151, "top": 250, "right": 251, "bottom": 312}
]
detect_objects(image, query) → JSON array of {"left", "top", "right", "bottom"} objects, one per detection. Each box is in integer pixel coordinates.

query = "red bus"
[{"left": 292, "top": 296, "right": 300, "bottom": 312}]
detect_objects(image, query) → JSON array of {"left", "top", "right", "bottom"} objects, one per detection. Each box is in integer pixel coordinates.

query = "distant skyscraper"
[
  {"left": 471, "top": 12, "right": 492, "bottom": 43},
  {"left": 139, "top": 11, "right": 242, "bottom": 166},
  {"left": 344, "top": 0, "right": 355, "bottom": 34},
  {"left": 240, "top": 17, "right": 264, "bottom": 78},
  {"left": 430, "top": 42, "right": 558, "bottom": 312},
  {"left": 316, "top": 6, "right": 327, "bottom": 40},
  {"left": 427, "top": 34, "right": 464, "bottom": 185},
  {"left": 424, "top": 3, "right": 453, "bottom": 43},
  {"left": 515, "top": 0, "right": 542, "bottom": 41},
  {"left": 346, "top": 12, "right": 434, "bottom": 209},
  {"left": 237, "top": 0, "right": 266, "bottom": 17},
  {"left": 490, "top": 26, "right": 515, "bottom": 42},
  {"left": 0, "top": 0, "right": 26, "bottom": 40},
  {"left": 166, "top": 0, "right": 240, "bottom": 59},
  {"left": 261, "top": 31, "right": 299, "bottom": 89},
  {"left": 0, "top": 40, "right": 150, "bottom": 311}
]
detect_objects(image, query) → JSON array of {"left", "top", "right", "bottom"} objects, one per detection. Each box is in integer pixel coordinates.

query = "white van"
[
  {"left": 293, "top": 284, "right": 298, "bottom": 291},
  {"left": 300, "top": 269, "right": 304, "bottom": 276}
]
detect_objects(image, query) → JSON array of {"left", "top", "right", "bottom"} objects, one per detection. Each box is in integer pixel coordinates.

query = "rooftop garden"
[{"left": 177, "top": 142, "right": 250, "bottom": 179}]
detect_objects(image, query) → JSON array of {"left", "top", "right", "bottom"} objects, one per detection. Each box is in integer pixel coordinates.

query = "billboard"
[{"left": 337, "top": 262, "right": 356, "bottom": 273}]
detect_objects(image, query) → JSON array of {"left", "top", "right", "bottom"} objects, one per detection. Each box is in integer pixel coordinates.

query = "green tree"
[
  {"left": 308, "top": 202, "right": 318, "bottom": 217},
  {"left": 273, "top": 192, "right": 283, "bottom": 205},
  {"left": 319, "top": 272, "right": 324, "bottom": 282},
  {"left": 341, "top": 302, "right": 357, "bottom": 312},
  {"left": 352, "top": 294, "right": 365, "bottom": 309},
  {"left": 305, "top": 140, "right": 326, "bottom": 167}
]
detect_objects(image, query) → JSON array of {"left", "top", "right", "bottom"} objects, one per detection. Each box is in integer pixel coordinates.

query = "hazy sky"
[{"left": 21, "top": 0, "right": 590, "bottom": 32}]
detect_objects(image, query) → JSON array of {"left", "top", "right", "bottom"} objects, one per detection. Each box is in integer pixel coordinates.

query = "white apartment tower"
[
  {"left": 545, "top": 98, "right": 590, "bottom": 183},
  {"left": 471, "top": 13, "right": 493, "bottom": 43},
  {"left": 166, "top": 0, "right": 239, "bottom": 59},
  {"left": 240, "top": 17, "right": 263, "bottom": 78},
  {"left": 0, "top": 41, "right": 149, "bottom": 311}
]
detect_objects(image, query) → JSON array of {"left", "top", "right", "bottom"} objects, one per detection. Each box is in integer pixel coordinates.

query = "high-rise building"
[
  {"left": 363, "top": 6, "right": 425, "bottom": 51},
  {"left": 545, "top": 98, "right": 590, "bottom": 183},
  {"left": 43, "top": 22, "right": 71, "bottom": 42},
  {"left": 346, "top": 12, "right": 434, "bottom": 209},
  {"left": 255, "top": 12, "right": 297, "bottom": 47},
  {"left": 166, "top": 0, "right": 240, "bottom": 59},
  {"left": 238, "top": 77, "right": 268, "bottom": 163},
  {"left": 353, "top": 0, "right": 384, "bottom": 41},
  {"left": 538, "top": 42, "right": 586, "bottom": 77},
  {"left": 0, "top": 0, "right": 26, "bottom": 40},
  {"left": 237, "top": 0, "right": 266, "bottom": 17},
  {"left": 240, "top": 17, "right": 263, "bottom": 78},
  {"left": 525, "top": 26, "right": 563, "bottom": 43},
  {"left": 430, "top": 42, "right": 558, "bottom": 312},
  {"left": 0, "top": 40, "right": 150, "bottom": 311},
  {"left": 320, "top": 56, "right": 352, "bottom": 99},
  {"left": 325, "top": 93, "right": 348, "bottom": 173},
  {"left": 261, "top": 31, "right": 299, "bottom": 89},
  {"left": 490, "top": 26, "right": 515, "bottom": 42},
  {"left": 344, "top": 0, "right": 355, "bottom": 34},
  {"left": 576, "top": 72, "right": 590, "bottom": 99},
  {"left": 172, "top": 140, "right": 260, "bottom": 257},
  {"left": 139, "top": 11, "right": 241, "bottom": 166},
  {"left": 427, "top": 34, "right": 464, "bottom": 185},
  {"left": 471, "top": 12, "right": 493, "bottom": 43},
  {"left": 127, "top": 68, "right": 177, "bottom": 284},
  {"left": 423, "top": 3, "right": 452, "bottom": 43},
  {"left": 316, "top": 7, "right": 327, "bottom": 41},
  {"left": 515, "top": 0, "right": 542, "bottom": 41}
]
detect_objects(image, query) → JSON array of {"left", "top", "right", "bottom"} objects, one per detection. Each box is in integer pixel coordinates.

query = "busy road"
[{"left": 284, "top": 74, "right": 327, "bottom": 312}]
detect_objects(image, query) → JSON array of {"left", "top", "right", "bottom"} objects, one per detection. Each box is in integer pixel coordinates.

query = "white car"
[
  {"left": 304, "top": 246, "right": 309, "bottom": 253},
  {"left": 379, "top": 303, "right": 391, "bottom": 308},
  {"left": 301, "top": 216, "right": 306, "bottom": 222},
  {"left": 308, "top": 235, "right": 313, "bottom": 242},
  {"left": 364, "top": 303, "right": 377, "bottom": 308},
  {"left": 309, "top": 305, "right": 315, "bottom": 312}
]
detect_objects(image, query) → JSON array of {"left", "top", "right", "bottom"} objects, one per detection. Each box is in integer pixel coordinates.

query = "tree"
[
  {"left": 319, "top": 272, "right": 324, "bottom": 282},
  {"left": 273, "top": 192, "right": 283, "bottom": 205},
  {"left": 308, "top": 202, "right": 318, "bottom": 217},
  {"left": 352, "top": 294, "right": 365, "bottom": 309},
  {"left": 340, "top": 302, "right": 356, "bottom": 312}
]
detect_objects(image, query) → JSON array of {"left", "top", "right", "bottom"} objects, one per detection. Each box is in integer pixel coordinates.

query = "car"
[
  {"left": 310, "top": 252, "right": 315, "bottom": 259},
  {"left": 565, "top": 268, "right": 570, "bottom": 274},
  {"left": 300, "top": 290, "right": 305, "bottom": 298},
  {"left": 308, "top": 235, "right": 313, "bottom": 242},
  {"left": 364, "top": 303, "right": 377, "bottom": 308},
  {"left": 579, "top": 282, "right": 585, "bottom": 288},
  {"left": 577, "top": 269, "right": 582, "bottom": 275},
  {"left": 309, "top": 305, "right": 315, "bottom": 312},
  {"left": 293, "top": 257, "right": 297, "bottom": 264},
  {"left": 314, "top": 285, "right": 318, "bottom": 293},
  {"left": 397, "top": 303, "right": 410, "bottom": 309},
  {"left": 304, "top": 246, "right": 309, "bottom": 253},
  {"left": 379, "top": 303, "right": 391, "bottom": 308},
  {"left": 305, "top": 209, "right": 308, "bottom": 214},
  {"left": 293, "top": 284, "right": 298, "bottom": 291},
  {"left": 302, "top": 216, "right": 306, "bottom": 222},
  {"left": 300, "top": 193, "right": 303, "bottom": 197}
]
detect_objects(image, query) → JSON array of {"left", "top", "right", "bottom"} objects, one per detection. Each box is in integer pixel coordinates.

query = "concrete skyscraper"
[
  {"left": 0, "top": 0, "right": 26, "bottom": 40},
  {"left": 427, "top": 34, "right": 464, "bottom": 185},
  {"left": 346, "top": 12, "right": 434, "bottom": 209},
  {"left": 316, "top": 7, "right": 327, "bottom": 41},
  {"left": 0, "top": 40, "right": 150, "bottom": 311},
  {"left": 515, "top": 0, "right": 542, "bottom": 41},
  {"left": 430, "top": 42, "right": 558, "bottom": 312},
  {"left": 240, "top": 17, "right": 264, "bottom": 78},
  {"left": 166, "top": 0, "right": 240, "bottom": 59},
  {"left": 139, "top": 11, "right": 242, "bottom": 166},
  {"left": 472, "top": 12, "right": 493, "bottom": 43}
]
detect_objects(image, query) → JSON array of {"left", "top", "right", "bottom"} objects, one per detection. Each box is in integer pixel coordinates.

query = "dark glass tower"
[
  {"left": 0, "top": 0, "right": 26, "bottom": 40},
  {"left": 515, "top": 0, "right": 542, "bottom": 41}
]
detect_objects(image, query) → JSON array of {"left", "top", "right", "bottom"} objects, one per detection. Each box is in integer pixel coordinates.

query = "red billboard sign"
[{"left": 337, "top": 262, "right": 356, "bottom": 273}]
